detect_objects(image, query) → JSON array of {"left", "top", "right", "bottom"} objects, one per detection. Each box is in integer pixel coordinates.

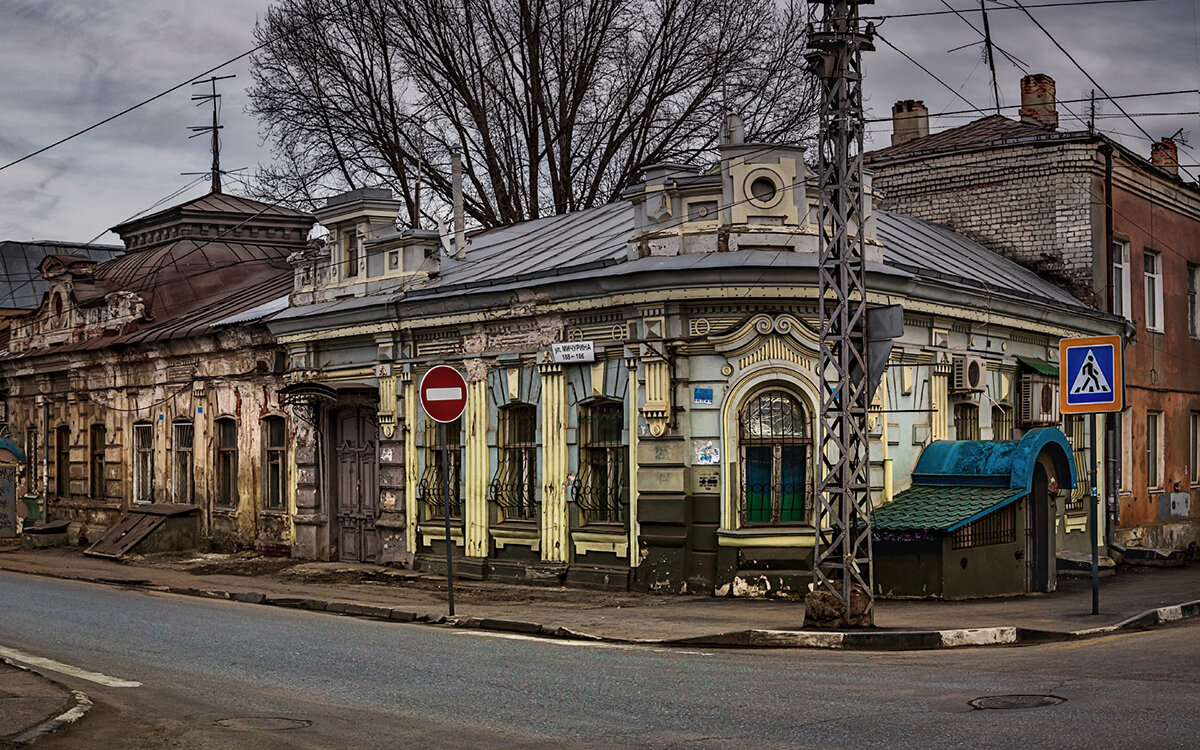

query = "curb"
[
  {"left": 2, "top": 565, "right": 1198, "bottom": 651},
  {"left": 1, "top": 659, "right": 93, "bottom": 746}
]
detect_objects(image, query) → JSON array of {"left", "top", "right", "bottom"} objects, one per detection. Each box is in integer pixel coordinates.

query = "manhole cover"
[
  {"left": 969, "top": 694, "right": 1065, "bottom": 710},
  {"left": 214, "top": 717, "right": 313, "bottom": 731}
]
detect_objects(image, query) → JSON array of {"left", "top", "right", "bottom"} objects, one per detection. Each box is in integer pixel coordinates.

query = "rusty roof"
[{"left": 865, "top": 115, "right": 1076, "bottom": 166}]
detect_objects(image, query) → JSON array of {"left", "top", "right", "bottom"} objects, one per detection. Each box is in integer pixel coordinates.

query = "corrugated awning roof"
[
  {"left": 1017, "top": 357, "right": 1060, "bottom": 376},
  {"left": 871, "top": 485, "right": 1023, "bottom": 533}
]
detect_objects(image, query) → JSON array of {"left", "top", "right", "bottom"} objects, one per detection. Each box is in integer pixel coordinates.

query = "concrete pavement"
[{"left": 0, "top": 547, "right": 1197, "bottom": 650}]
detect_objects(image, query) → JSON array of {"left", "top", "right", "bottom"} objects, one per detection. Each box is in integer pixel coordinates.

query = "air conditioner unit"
[
  {"left": 1020, "top": 374, "right": 1060, "bottom": 426},
  {"left": 952, "top": 355, "right": 987, "bottom": 392}
]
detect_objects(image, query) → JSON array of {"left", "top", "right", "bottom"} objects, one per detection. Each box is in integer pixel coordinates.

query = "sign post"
[
  {"left": 1060, "top": 335, "right": 1124, "bottom": 616},
  {"left": 419, "top": 365, "right": 469, "bottom": 617}
]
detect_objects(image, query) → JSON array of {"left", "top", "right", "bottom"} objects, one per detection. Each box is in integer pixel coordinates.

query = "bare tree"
[{"left": 249, "top": 0, "right": 818, "bottom": 228}]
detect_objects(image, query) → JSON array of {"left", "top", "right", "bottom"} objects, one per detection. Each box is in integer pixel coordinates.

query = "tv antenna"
[{"left": 184, "top": 75, "right": 235, "bottom": 194}]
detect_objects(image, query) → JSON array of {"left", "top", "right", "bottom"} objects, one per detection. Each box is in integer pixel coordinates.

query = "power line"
[
  {"left": 874, "top": 31, "right": 989, "bottom": 117},
  {"left": 871, "top": 0, "right": 1162, "bottom": 20},
  {"left": 864, "top": 90, "right": 1200, "bottom": 123}
]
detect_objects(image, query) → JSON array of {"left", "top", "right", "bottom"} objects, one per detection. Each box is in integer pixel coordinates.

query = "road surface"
[{"left": 1, "top": 570, "right": 1196, "bottom": 748}]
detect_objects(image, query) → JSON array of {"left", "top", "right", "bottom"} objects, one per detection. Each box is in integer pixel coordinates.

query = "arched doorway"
[{"left": 1027, "top": 463, "right": 1053, "bottom": 592}]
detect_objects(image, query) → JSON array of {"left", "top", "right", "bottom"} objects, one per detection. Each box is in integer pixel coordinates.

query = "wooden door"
[{"left": 333, "top": 407, "right": 380, "bottom": 563}]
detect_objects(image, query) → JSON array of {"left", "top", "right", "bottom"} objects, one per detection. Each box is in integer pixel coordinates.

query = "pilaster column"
[
  {"left": 625, "top": 351, "right": 640, "bottom": 568},
  {"left": 464, "top": 378, "right": 490, "bottom": 558},
  {"left": 931, "top": 359, "right": 951, "bottom": 442},
  {"left": 403, "top": 378, "right": 419, "bottom": 554},
  {"left": 539, "top": 357, "right": 569, "bottom": 563}
]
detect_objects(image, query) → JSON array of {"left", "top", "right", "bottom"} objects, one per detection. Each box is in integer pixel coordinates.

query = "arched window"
[
  {"left": 490, "top": 404, "right": 538, "bottom": 521},
  {"left": 738, "top": 389, "right": 810, "bottom": 525},
  {"left": 575, "top": 401, "right": 626, "bottom": 525}
]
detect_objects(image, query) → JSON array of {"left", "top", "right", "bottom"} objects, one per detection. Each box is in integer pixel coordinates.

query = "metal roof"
[
  {"left": 211, "top": 294, "right": 291, "bottom": 328},
  {"left": 864, "top": 115, "right": 1065, "bottom": 166},
  {"left": 871, "top": 485, "right": 1022, "bottom": 533},
  {"left": 874, "top": 211, "right": 1090, "bottom": 310},
  {"left": 0, "top": 240, "right": 123, "bottom": 310}
]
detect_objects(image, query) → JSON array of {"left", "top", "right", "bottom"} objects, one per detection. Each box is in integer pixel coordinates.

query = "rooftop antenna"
[
  {"left": 979, "top": 1, "right": 1001, "bottom": 114},
  {"left": 184, "top": 75, "right": 235, "bottom": 194}
]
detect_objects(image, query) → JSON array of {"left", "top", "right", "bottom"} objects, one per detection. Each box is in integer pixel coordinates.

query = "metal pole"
[
  {"left": 807, "top": 0, "right": 876, "bottom": 628},
  {"left": 1089, "top": 412, "right": 1100, "bottom": 614},
  {"left": 441, "top": 421, "right": 456, "bottom": 616}
]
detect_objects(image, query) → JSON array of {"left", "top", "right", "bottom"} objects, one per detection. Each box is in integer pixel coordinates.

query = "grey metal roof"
[
  {"left": 874, "top": 211, "right": 1089, "bottom": 310},
  {"left": 268, "top": 202, "right": 1099, "bottom": 326},
  {"left": 211, "top": 294, "right": 291, "bottom": 328},
  {"left": 0, "top": 240, "right": 123, "bottom": 310}
]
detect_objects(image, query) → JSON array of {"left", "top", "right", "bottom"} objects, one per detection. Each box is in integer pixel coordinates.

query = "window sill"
[
  {"left": 259, "top": 509, "right": 288, "bottom": 517},
  {"left": 718, "top": 526, "right": 816, "bottom": 548},
  {"left": 213, "top": 507, "right": 239, "bottom": 516}
]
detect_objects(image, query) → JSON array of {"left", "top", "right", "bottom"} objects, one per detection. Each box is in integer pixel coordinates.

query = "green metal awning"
[
  {"left": 1017, "top": 357, "right": 1059, "bottom": 376},
  {"left": 872, "top": 485, "right": 1023, "bottom": 533}
]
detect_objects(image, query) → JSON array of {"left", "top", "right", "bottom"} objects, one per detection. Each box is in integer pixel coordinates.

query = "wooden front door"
[{"left": 333, "top": 407, "right": 380, "bottom": 563}]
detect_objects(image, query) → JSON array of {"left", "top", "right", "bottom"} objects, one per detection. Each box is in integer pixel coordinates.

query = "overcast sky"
[{"left": 0, "top": 0, "right": 1197, "bottom": 244}]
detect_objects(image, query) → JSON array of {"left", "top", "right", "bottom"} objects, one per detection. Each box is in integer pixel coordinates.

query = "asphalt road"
[{"left": 1, "top": 570, "right": 1197, "bottom": 749}]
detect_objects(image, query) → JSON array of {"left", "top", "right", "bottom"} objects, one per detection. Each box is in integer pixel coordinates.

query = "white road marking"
[
  {"left": 0, "top": 646, "right": 142, "bottom": 688},
  {"left": 455, "top": 630, "right": 712, "bottom": 655},
  {"left": 426, "top": 387, "right": 463, "bottom": 401}
]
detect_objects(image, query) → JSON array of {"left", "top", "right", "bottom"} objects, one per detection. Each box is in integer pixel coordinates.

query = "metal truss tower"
[{"left": 806, "top": 0, "right": 876, "bottom": 627}]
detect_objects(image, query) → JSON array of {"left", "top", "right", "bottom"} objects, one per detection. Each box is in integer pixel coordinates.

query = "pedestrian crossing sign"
[{"left": 1059, "top": 335, "right": 1124, "bottom": 414}]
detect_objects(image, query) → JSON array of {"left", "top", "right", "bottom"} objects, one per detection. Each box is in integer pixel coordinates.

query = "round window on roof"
[
  {"left": 52, "top": 292, "right": 63, "bottom": 317},
  {"left": 750, "top": 176, "right": 778, "bottom": 204}
]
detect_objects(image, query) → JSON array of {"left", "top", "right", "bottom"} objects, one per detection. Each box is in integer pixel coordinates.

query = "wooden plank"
[{"left": 84, "top": 513, "right": 166, "bottom": 559}]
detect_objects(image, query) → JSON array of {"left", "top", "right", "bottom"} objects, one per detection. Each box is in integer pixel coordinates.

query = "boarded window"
[
  {"left": 216, "top": 418, "right": 238, "bottom": 507},
  {"left": 263, "top": 416, "right": 286, "bottom": 511},
  {"left": 90, "top": 424, "right": 106, "bottom": 499},
  {"left": 55, "top": 426, "right": 70, "bottom": 497},
  {"left": 575, "top": 401, "right": 626, "bottom": 525},
  {"left": 172, "top": 422, "right": 194, "bottom": 504},
  {"left": 133, "top": 423, "right": 153, "bottom": 504}
]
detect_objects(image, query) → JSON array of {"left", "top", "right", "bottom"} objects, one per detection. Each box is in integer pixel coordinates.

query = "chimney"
[
  {"left": 1150, "top": 137, "right": 1179, "bottom": 177},
  {"left": 1019, "top": 73, "right": 1058, "bottom": 130},
  {"left": 891, "top": 100, "right": 929, "bottom": 146},
  {"left": 452, "top": 148, "right": 466, "bottom": 260}
]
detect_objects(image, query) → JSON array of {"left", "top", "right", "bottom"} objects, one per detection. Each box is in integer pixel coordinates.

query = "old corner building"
[
  {"left": 0, "top": 134, "right": 1128, "bottom": 597},
  {"left": 264, "top": 135, "right": 1120, "bottom": 597}
]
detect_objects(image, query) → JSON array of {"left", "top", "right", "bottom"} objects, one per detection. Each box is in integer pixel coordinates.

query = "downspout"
[
  {"left": 880, "top": 372, "right": 893, "bottom": 504},
  {"left": 1100, "top": 142, "right": 1116, "bottom": 547},
  {"left": 41, "top": 397, "right": 49, "bottom": 522}
]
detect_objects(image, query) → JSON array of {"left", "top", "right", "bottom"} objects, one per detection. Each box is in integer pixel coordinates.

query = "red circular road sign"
[{"left": 419, "top": 365, "right": 468, "bottom": 423}]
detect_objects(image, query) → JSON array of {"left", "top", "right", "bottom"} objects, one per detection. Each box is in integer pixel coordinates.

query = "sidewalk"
[
  {"left": 0, "top": 659, "right": 83, "bottom": 748},
  {"left": 1, "top": 546, "right": 1197, "bottom": 649}
]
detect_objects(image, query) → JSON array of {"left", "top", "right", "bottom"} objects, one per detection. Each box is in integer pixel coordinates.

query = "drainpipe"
[
  {"left": 880, "top": 372, "right": 893, "bottom": 504},
  {"left": 1100, "top": 142, "right": 1116, "bottom": 548}
]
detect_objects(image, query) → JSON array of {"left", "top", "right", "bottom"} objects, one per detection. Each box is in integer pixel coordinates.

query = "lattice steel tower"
[{"left": 806, "top": 0, "right": 875, "bottom": 627}]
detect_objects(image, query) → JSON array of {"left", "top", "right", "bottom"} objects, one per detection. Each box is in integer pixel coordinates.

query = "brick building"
[{"left": 866, "top": 74, "right": 1200, "bottom": 555}]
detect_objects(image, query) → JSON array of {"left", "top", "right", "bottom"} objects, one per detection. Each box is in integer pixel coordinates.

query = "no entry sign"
[{"left": 419, "top": 365, "right": 468, "bottom": 423}]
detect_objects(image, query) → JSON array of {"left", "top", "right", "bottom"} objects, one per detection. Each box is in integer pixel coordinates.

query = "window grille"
[
  {"left": 172, "top": 421, "right": 194, "bottom": 504},
  {"left": 490, "top": 404, "right": 538, "bottom": 521},
  {"left": 992, "top": 404, "right": 1014, "bottom": 441},
  {"left": 89, "top": 424, "right": 106, "bottom": 499},
  {"left": 55, "top": 425, "right": 69, "bottom": 497},
  {"left": 216, "top": 418, "right": 238, "bottom": 507},
  {"left": 1063, "top": 415, "right": 1090, "bottom": 513},
  {"left": 133, "top": 423, "right": 154, "bottom": 504},
  {"left": 263, "top": 417, "right": 286, "bottom": 511},
  {"left": 574, "top": 402, "right": 626, "bottom": 525},
  {"left": 420, "top": 419, "right": 461, "bottom": 519},
  {"left": 952, "top": 502, "right": 1016, "bottom": 549},
  {"left": 954, "top": 403, "right": 980, "bottom": 440},
  {"left": 738, "top": 390, "right": 810, "bottom": 525}
]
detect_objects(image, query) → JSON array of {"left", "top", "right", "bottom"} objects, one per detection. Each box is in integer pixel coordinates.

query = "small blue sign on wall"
[{"left": 693, "top": 387, "right": 714, "bottom": 405}]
